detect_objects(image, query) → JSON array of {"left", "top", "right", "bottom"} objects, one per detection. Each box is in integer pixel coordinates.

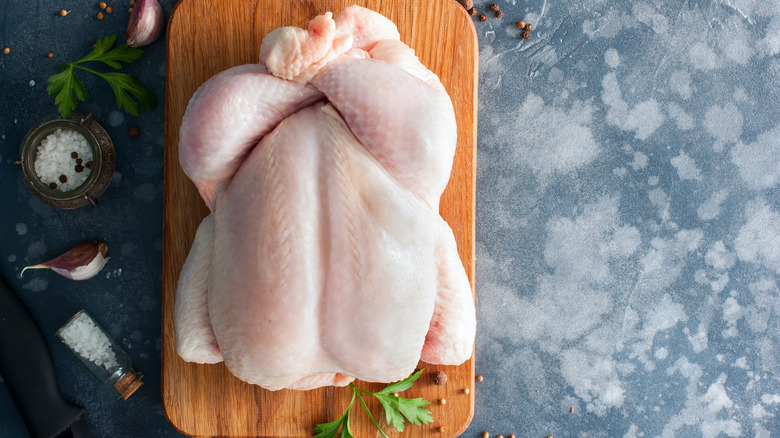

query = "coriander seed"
[
  {"left": 478, "top": 14, "right": 486, "bottom": 22},
  {"left": 517, "top": 20, "right": 526, "bottom": 29},
  {"left": 510, "top": 435, "right": 516, "bottom": 438},
  {"left": 522, "top": 31, "right": 531, "bottom": 39},
  {"left": 59, "top": 9, "right": 70, "bottom": 16},
  {"left": 129, "top": 0, "right": 135, "bottom": 5},
  {"left": 490, "top": 3, "right": 500, "bottom": 11},
  {"left": 106, "top": 6, "right": 114, "bottom": 13},
  {"left": 476, "top": 375, "right": 483, "bottom": 381},
  {"left": 437, "top": 426, "right": 445, "bottom": 433},
  {"left": 99, "top": 2, "right": 107, "bottom": 8},
  {"left": 482, "top": 432, "right": 490, "bottom": 438},
  {"left": 463, "top": 388, "right": 470, "bottom": 394},
  {"left": 128, "top": 126, "right": 140, "bottom": 138},
  {"left": 2, "top": 47, "right": 9, "bottom": 55},
  {"left": 498, "top": 435, "right": 504, "bottom": 438},
  {"left": 97, "top": 11, "right": 104, "bottom": 19},
  {"left": 47, "top": 52, "right": 54, "bottom": 58},
  {"left": 439, "top": 398, "right": 447, "bottom": 405}
]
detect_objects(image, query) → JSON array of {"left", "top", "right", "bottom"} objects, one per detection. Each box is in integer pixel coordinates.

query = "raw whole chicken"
[{"left": 174, "top": 6, "right": 475, "bottom": 391}]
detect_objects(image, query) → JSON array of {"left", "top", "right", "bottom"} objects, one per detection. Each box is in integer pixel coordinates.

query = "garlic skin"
[
  {"left": 21, "top": 242, "right": 109, "bottom": 281},
  {"left": 125, "top": 0, "right": 165, "bottom": 47}
]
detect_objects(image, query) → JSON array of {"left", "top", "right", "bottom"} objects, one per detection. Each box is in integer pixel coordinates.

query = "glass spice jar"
[{"left": 56, "top": 310, "right": 143, "bottom": 400}]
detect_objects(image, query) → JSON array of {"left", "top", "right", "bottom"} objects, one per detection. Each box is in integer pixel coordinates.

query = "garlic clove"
[
  {"left": 21, "top": 242, "right": 109, "bottom": 281},
  {"left": 125, "top": 0, "right": 165, "bottom": 48}
]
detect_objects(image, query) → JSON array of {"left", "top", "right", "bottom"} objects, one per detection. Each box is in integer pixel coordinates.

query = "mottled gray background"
[{"left": 2, "top": 0, "right": 779, "bottom": 437}]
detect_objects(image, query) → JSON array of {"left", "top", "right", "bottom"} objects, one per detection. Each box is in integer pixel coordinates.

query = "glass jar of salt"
[{"left": 56, "top": 310, "right": 143, "bottom": 400}]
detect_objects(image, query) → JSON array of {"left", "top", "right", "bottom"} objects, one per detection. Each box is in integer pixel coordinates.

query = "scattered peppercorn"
[
  {"left": 2, "top": 47, "right": 9, "bottom": 55},
  {"left": 489, "top": 3, "right": 500, "bottom": 11},
  {"left": 495, "top": 10, "right": 504, "bottom": 18},
  {"left": 128, "top": 126, "right": 140, "bottom": 138},
  {"left": 432, "top": 370, "right": 447, "bottom": 385},
  {"left": 59, "top": 9, "right": 70, "bottom": 16},
  {"left": 47, "top": 52, "right": 54, "bottom": 58},
  {"left": 476, "top": 375, "right": 484, "bottom": 382},
  {"left": 76, "top": 158, "right": 83, "bottom": 164},
  {"left": 525, "top": 23, "right": 533, "bottom": 30},
  {"left": 49, "top": 182, "right": 58, "bottom": 189},
  {"left": 106, "top": 6, "right": 114, "bottom": 13},
  {"left": 85, "top": 161, "right": 93, "bottom": 169},
  {"left": 97, "top": 11, "right": 104, "bottom": 19},
  {"left": 75, "top": 164, "right": 85, "bottom": 173},
  {"left": 468, "top": 7, "right": 477, "bottom": 15},
  {"left": 99, "top": 2, "right": 107, "bottom": 8},
  {"left": 439, "top": 398, "right": 447, "bottom": 406},
  {"left": 458, "top": 0, "right": 474, "bottom": 10},
  {"left": 521, "top": 31, "right": 531, "bottom": 39},
  {"left": 517, "top": 20, "right": 526, "bottom": 29},
  {"left": 71, "top": 152, "right": 79, "bottom": 159},
  {"left": 437, "top": 426, "right": 445, "bottom": 433},
  {"left": 482, "top": 432, "right": 489, "bottom": 438},
  {"left": 59, "top": 174, "right": 68, "bottom": 183},
  {"left": 478, "top": 14, "right": 486, "bottom": 21}
]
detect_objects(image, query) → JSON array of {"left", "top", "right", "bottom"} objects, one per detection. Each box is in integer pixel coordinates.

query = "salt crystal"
[
  {"left": 33, "top": 128, "right": 93, "bottom": 192},
  {"left": 58, "top": 311, "right": 119, "bottom": 371}
]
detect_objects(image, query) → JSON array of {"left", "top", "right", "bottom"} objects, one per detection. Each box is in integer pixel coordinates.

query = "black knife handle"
[{"left": 0, "top": 275, "right": 85, "bottom": 438}]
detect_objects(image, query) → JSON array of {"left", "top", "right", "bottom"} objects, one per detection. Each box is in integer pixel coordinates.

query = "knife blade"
[{"left": 0, "top": 275, "right": 93, "bottom": 438}]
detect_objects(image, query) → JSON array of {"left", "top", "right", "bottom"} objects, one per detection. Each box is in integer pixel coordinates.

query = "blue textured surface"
[{"left": 2, "top": 0, "right": 780, "bottom": 437}]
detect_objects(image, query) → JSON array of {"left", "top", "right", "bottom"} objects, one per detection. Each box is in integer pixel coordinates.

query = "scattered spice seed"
[
  {"left": 128, "top": 8, "right": 133, "bottom": 13},
  {"left": 47, "top": 52, "right": 54, "bottom": 58},
  {"left": 517, "top": 20, "right": 526, "bottom": 29},
  {"left": 497, "top": 435, "right": 504, "bottom": 438},
  {"left": 468, "top": 7, "right": 477, "bottom": 15},
  {"left": 76, "top": 158, "right": 83, "bottom": 165},
  {"left": 521, "top": 31, "right": 531, "bottom": 39},
  {"left": 570, "top": 406, "right": 574, "bottom": 413},
  {"left": 106, "top": 6, "right": 113, "bottom": 13},
  {"left": 489, "top": 3, "right": 500, "bottom": 11},
  {"left": 509, "top": 435, "right": 515, "bottom": 438},
  {"left": 71, "top": 151, "right": 79, "bottom": 159},
  {"left": 432, "top": 370, "right": 447, "bottom": 385},
  {"left": 75, "top": 164, "right": 85, "bottom": 173},
  {"left": 129, "top": 0, "right": 135, "bottom": 5},
  {"left": 478, "top": 14, "right": 486, "bottom": 22},
  {"left": 437, "top": 426, "right": 445, "bottom": 433},
  {"left": 463, "top": 388, "right": 470, "bottom": 394},
  {"left": 128, "top": 126, "right": 140, "bottom": 138},
  {"left": 49, "top": 182, "right": 58, "bottom": 189},
  {"left": 525, "top": 23, "right": 534, "bottom": 30},
  {"left": 59, "top": 9, "right": 71, "bottom": 16},
  {"left": 99, "top": 2, "right": 107, "bottom": 8},
  {"left": 482, "top": 432, "right": 489, "bottom": 438},
  {"left": 495, "top": 10, "right": 504, "bottom": 18},
  {"left": 392, "top": 392, "right": 399, "bottom": 397},
  {"left": 97, "top": 12, "right": 104, "bottom": 19},
  {"left": 439, "top": 398, "right": 447, "bottom": 406},
  {"left": 59, "top": 174, "right": 68, "bottom": 183},
  {"left": 2, "top": 47, "right": 9, "bottom": 55},
  {"left": 458, "top": 0, "right": 474, "bottom": 10},
  {"left": 476, "top": 375, "right": 483, "bottom": 382},
  {"left": 85, "top": 161, "right": 93, "bottom": 169}
]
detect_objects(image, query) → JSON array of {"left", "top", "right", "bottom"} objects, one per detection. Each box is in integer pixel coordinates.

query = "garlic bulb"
[
  {"left": 21, "top": 242, "right": 109, "bottom": 281},
  {"left": 125, "top": 0, "right": 165, "bottom": 47}
]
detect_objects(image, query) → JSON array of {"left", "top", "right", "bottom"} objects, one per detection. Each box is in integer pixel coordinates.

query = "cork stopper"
[{"left": 114, "top": 371, "right": 143, "bottom": 399}]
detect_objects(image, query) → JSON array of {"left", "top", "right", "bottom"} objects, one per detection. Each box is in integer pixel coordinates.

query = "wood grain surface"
[{"left": 161, "top": 0, "right": 477, "bottom": 436}]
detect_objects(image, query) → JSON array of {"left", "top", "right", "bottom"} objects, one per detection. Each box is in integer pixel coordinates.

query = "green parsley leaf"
[
  {"left": 315, "top": 370, "right": 432, "bottom": 437},
  {"left": 46, "top": 35, "right": 156, "bottom": 118},
  {"left": 314, "top": 393, "right": 355, "bottom": 438}
]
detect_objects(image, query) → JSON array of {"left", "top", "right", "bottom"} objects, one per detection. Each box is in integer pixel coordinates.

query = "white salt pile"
[
  {"left": 58, "top": 311, "right": 119, "bottom": 371},
  {"left": 33, "top": 128, "right": 93, "bottom": 192}
]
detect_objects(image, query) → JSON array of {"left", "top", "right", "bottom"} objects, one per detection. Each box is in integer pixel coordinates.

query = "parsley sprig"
[
  {"left": 314, "top": 370, "right": 433, "bottom": 438},
  {"left": 47, "top": 35, "right": 157, "bottom": 118}
]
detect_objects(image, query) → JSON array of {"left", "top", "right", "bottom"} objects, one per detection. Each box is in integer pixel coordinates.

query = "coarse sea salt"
[
  {"left": 33, "top": 128, "right": 93, "bottom": 192},
  {"left": 58, "top": 311, "right": 119, "bottom": 371}
]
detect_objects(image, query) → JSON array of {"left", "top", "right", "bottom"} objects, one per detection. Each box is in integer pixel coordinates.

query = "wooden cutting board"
[{"left": 161, "top": 0, "right": 477, "bottom": 436}]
